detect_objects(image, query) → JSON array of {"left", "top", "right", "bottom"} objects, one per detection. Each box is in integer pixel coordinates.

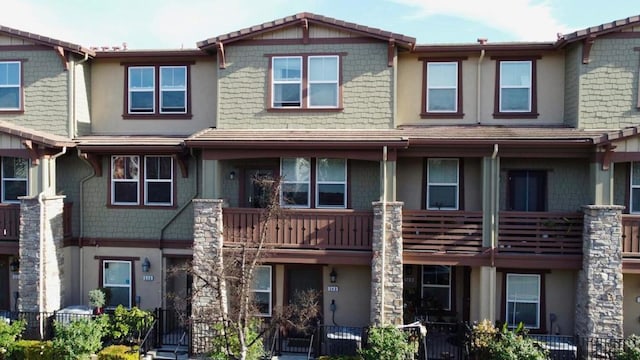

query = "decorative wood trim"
[
  {"left": 21, "top": 140, "right": 40, "bottom": 165},
  {"left": 301, "top": 19, "right": 309, "bottom": 44},
  {"left": 82, "top": 237, "right": 192, "bottom": 249},
  {"left": 582, "top": 36, "right": 596, "bottom": 64},
  {"left": 203, "top": 149, "right": 386, "bottom": 161},
  {"left": 601, "top": 144, "right": 617, "bottom": 170},
  {"left": 54, "top": 46, "right": 68, "bottom": 71},
  {"left": 79, "top": 152, "right": 103, "bottom": 177},
  {"left": 387, "top": 39, "right": 395, "bottom": 67},
  {"left": 121, "top": 114, "right": 193, "bottom": 120},
  {"left": 94, "top": 255, "right": 140, "bottom": 261},
  {"left": 173, "top": 153, "right": 189, "bottom": 178}
]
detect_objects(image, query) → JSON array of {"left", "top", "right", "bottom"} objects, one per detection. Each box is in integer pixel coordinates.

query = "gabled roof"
[
  {"left": 198, "top": 12, "right": 415, "bottom": 50},
  {"left": 0, "top": 120, "right": 75, "bottom": 148},
  {"left": 556, "top": 14, "right": 640, "bottom": 47},
  {"left": 0, "top": 24, "right": 94, "bottom": 57}
]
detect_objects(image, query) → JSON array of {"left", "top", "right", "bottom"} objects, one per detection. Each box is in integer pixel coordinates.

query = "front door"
[
  {"left": 284, "top": 266, "right": 323, "bottom": 343},
  {"left": 0, "top": 257, "right": 9, "bottom": 310},
  {"left": 244, "top": 169, "right": 276, "bottom": 208}
]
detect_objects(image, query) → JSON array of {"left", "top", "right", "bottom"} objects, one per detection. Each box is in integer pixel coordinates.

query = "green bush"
[
  {"left": 614, "top": 334, "right": 640, "bottom": 360},
  {"left": 108, "top": 306, "right": 154, "bottom": 345},
  {"left": 208, "top": 321, "right": 264, "bottom": 360},
  {"left": 9, "top": 340, "right": 54, "bottom": 360},
  {"left": 0, "top": 319, "right": 25, "bottom": 358},
  {"left": 469, "top": 320, "right": 548, "bottom": 360},
  {"left": 97, "top": 345, "right": 139, "bottom": 360},
  {"left": 52, "top": 316, "right": 108, "bottom": 360},
  {"left": 359, "top": 326, "right": 413, "bottom": 360}
]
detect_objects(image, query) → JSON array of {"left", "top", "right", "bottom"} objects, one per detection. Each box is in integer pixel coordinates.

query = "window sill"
[
  {"left": 421, "top": 112, "right": 464, "bottom": 119},
  {"left": 0, "top": 110, "right": 24, "bottom": 114},
  {"left": 492, "top": 112, "right": 539, "bottom": 119},
  {"left": 122, "top": 113, "right": 193, "bottom": 120},
  {"left": 107, "top": 204, "right": 176, "bottom": 210},
  {"left": 267, "top": 107, "right": 343, "bottom": 113}
]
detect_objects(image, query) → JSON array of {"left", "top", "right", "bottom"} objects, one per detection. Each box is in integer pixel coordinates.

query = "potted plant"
[{"left": 88, "top": 288, "right": 106, "bottom": 315}]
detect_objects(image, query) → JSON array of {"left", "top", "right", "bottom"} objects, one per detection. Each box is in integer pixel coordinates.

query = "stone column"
[
  {"left": 18, "top": 195, "right": 65, "bottom": 314},
  {"left": 575, "top": 205, "right": 624, "bottom": 339},
  {"left": 370, "top": 201, "right": 404, "bottom": 326},
  {"left": 191, "top": 199, "right": 226, "bottom": 354}
]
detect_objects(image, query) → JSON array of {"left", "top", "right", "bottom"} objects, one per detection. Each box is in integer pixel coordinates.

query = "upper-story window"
[
  {"left": 427, "top": 158, "right": 459, "bottom": 210},
  {"left": 631, "top": 162, "right": 640, "bottom": 213},
  {"left": 0, "top": 61, "right": 21, "bottom": 111},
  {"left": 111, "top": 155, "right": 174, "bottom": 207},
  {"left": 271, "top": 55, "right": 341, "bottom": 110},
  {"left": 493, "top": 58, "right": 538, "bottom": 118},
  {"left": 280, "top": 157, "right": 347, "bottom": 208},
  {"left": 422, "top": 59, "right": 463, "bottom": 118},
  {"left": 2, "top": 157, "right": 28, "bottom": 203},
  {"left": 125, "top": 64, "right": 191, "bottom": 119}
]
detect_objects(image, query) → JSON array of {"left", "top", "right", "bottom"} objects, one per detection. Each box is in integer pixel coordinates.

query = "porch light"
[
  {"left": 9, "top": 258, "right": 19, "bottom": 273},
  {"left": 229, "top": 171, "right": 236, "bottom": 180},
  {"left": 330, "top": 268, "right": 337, "bottom": 283},
  {"left": 142, "top": 257, "right": 151, "bottom": 273}
]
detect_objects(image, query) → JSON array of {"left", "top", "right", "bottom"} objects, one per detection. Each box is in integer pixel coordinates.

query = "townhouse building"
[{"left": 1, "top": 11, "right": 640, "bottom": 348}]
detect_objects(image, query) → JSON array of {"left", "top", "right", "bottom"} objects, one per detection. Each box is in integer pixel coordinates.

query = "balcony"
[
  {"left": 222, "top": 208, "right": 373, "bottom": 251},
  {"left": 0, "top": 202, "right": 73, "bottom": 244}
]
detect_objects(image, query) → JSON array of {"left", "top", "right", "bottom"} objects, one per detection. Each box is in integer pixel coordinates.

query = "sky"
[{"left": 0, "top": 0, "right": 639, "bottom": 50}]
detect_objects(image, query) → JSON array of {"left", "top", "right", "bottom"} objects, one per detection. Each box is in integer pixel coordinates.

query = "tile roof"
[
  {"left": 0, "top": 120, "right": 75, "bottom": 148},
  {"left": 0, "top": 25, "right": 94, "bottom": 57},
  {"left": 198, "top": 12, "right": 415, "bottom": 50},
  {"left": 557, "top": 14, "right": 640, "bottom": 46}
]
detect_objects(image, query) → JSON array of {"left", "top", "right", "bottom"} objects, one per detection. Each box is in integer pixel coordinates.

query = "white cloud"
[{"left": 390, "top": 0, "right": 569, "bottom": 41}]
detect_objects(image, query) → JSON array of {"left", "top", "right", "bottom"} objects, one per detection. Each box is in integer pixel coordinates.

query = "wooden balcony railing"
[
  {"left": 0, "top": 204, "right": 20, "bottom": 241},
  {"left": 621, "top": 215, "right": 640, "bottom": 258},
  {"left": 402, "top": 210, "right": 484, "bottom": 254},
  {"left": 498, "top": 212, "right": 583, "bottom": 255},
  {"left": 222, "top": 208, "right": 373, "bottom": 250}
]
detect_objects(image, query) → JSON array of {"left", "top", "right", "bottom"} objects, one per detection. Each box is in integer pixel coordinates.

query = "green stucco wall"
[
  {"left": 575, "top": 37, "right": 640, "bottom": 129},
  {"left": 217, "top": 43, "right": 394, "bottom": 129},
  {"left": 0, "top": 50, "right": 70, "bottom": 136}
]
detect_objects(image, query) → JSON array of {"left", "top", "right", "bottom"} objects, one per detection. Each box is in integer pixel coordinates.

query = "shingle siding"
[
  {"left": 217, "top": 43, "right": 394, "bottom": 129},
  {"left": 0, "top": 50, "right": 70, "bottom": 136}
]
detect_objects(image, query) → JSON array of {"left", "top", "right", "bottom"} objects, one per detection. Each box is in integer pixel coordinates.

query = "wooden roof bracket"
[
  {"left": 54, "top": 46, "right": 69, "bottom": 71},
  {"left": 79, "top": 151, "right": 103, "bottom": 177},
  {"left": 601, "top": 144, "right": 617, "bottom": 171},
  {"left": 217, "top": 42, "right": 226, "bottom": 69},
  {"left": 387, "top": 39, "right": 396, "bottom": 67},
  {"left": 21, "top": 140, "right": 40, "bottom": 165},
  {"left": 173, "top": 152, "right": 189, "bottom": 178},
  {"left": 582, "top": 35, "right": 596, "bottom": 64},
  {"left": 301, "top": 18, "right": 309, "bottom": 44}
]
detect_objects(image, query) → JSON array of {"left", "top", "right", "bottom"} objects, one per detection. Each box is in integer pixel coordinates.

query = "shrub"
[
  {"left": 52, "top": 316, "right": 108, "bottom": 360},
  {"left": 0, "top": 319, "right": 25, "bottom": 358},
  {"left": 468, "top": 320, "right": 547, "bottom": 360},
  {"left": 108, "top": 306, "right": 154, "bottom": 345},
  {"left": 88, "top": 289, "right": 106, "bottom": 309},
  {"left": 9, "top": 340, "right": 54, "bottom": 360},
  {"left": 359, "top": 326, "right": 413, "bottom": 360},
  {"left": 614, "top": 334, "right": 640, "bottom": 360},
  {"left": 208, "top": 321, "right": 264, "bottom": 360},
  {"left": 97, "top": 345, "right": 139, "bottom": 360}
]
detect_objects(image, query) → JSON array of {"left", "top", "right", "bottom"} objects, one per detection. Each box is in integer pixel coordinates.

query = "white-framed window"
[
  {"left": 499, "top": 60, "right": 532, "bottom": 112},
  {"left": 506, "top": 273, "right": 540, "bottom": 329},
  {"left": 316, "top": 158, "right": 346, "bottom": 208},
  {"left": 281, "top": 157, "right": 310, "bottom": 207},
  {"left": 103, "top": 260, "right": 132, "bottom": 308},
  {"left": 144, "top": 156, "right": 173, "bottom": 206},
  {"left": 272, "top": 57, "right": 302, "bottom": 108},
  {"left": 427, "top": 159, "right": 459, "bottom": 210},
  {"left": 252, "top": 265, "right": 272, "bottom": 317},
  {"left": 1, "top": 157, "right": 28, "bottom": 203},
  {"left": 0, "top": 61, "right": 20, "bottom": 110},
  {"left": 308, "top": 56, "right": 339, "bottom": 108},
  {"left": 422, "top": 265, "right": 451, "bottom": 311},
  {"left": 111, "top": 155, "right": 140, "bottom": 205},
  {"left": 631, "top": 162, "right": 640, "bottom": 213},
  {"left": 128, "top": 67, "right": 155, "bottom": 114},
  {"left": 426, "top": 62, "right": 458, "bottom": 112},
  {"left": 160, "top": 66, "right": 187, "bottom": 113}
]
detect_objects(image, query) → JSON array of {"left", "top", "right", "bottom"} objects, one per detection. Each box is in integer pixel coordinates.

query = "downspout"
[
  {"left": 77, "top": 149, "right": 97, "bottom": 302},
  {"left": 381, "top": 146, "right": 388, "bottom": 324},
  {"left": 490, "top": 144, "right": 498, "bottom": 266},
  {"left": 476, "top": 49, "right": 486, "bottom": 124},
  {"left": 159, "top": 156, "right": 198, "bottom": 240}
]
